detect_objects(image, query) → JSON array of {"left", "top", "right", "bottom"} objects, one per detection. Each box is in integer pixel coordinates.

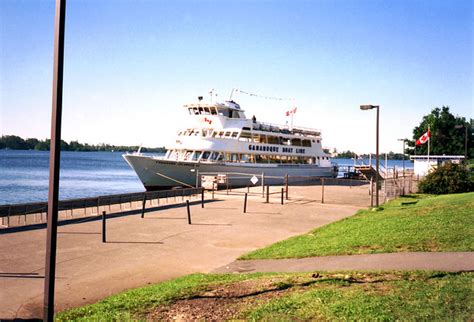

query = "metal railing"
[{"left": 0, "top": 187, "right": 203, "bottom": 228}]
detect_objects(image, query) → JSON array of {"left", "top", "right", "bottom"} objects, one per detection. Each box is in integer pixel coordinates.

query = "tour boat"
[{"left": 123, "top": 98, "right": 337, "bottom": 190}]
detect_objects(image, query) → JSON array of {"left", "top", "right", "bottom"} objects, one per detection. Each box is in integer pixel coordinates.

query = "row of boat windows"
[
  {"left": 187, "top": 107, "right": 243, "bottom": 119},
  {"left": 167, "top": 150, "right": 330, "bottom": 164},
  {"left": 177, "top": 130, "right": 319, "bottom": 146}
]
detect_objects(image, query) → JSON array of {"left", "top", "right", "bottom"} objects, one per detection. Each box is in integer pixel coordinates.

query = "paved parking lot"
[{"left": 0, "top": 184, "right": 368, "bottom": 319}]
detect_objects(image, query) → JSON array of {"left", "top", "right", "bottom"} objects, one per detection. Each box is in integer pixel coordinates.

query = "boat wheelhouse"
[{"left": 124, "top": 98, "right": 337, "bottom": 190}]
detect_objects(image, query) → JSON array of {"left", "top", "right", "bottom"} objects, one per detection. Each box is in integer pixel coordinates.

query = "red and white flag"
[
  {"left": 416, "top": 129, "right": 430, "bottom": 146},
  {"left": 286, "top": 107, "right": 297, "bottom": 117}
]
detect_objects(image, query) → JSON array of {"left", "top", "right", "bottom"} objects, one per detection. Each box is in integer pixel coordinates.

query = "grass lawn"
[
  {"left": 57, "top": 271, "right": 473, "bottom": 321},
  {"left": 241, "top": 192, "right": 474, "bottom": 260}
]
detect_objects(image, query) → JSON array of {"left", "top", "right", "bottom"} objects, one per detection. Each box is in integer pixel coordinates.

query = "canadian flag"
[
  {"left": 416, "top": 130, "right": 430, "bottom": 146},
  {"left": 286, "top": 107, "right": 297, "bottom": 117}
]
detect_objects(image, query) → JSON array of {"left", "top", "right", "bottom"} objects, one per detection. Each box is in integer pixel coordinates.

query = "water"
[
  {"left": 0, "top": 150, "right": 148, "bottom": 204},
  {"left": 0, "top": 150, "right": 413, "bottom": 205},
  {"left": 332, "top": 158, "right": 414, "bottom": 169}
]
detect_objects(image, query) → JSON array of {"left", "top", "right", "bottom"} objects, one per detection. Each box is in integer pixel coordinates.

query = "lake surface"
[
  {"left": 0, "top": 150, "right": 146, "bottom": 204},
  {"left": 0, "top": 150, "right": 413, "bottom": 205}
]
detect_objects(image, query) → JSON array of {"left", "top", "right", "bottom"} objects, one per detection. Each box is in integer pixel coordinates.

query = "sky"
[{"left": 0, "top": 0, "right": 472, "bottom": 154}]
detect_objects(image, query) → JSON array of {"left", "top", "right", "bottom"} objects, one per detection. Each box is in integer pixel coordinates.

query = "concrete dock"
[{"left": 0, "top": 184, "right": 369, "bottom": 319}]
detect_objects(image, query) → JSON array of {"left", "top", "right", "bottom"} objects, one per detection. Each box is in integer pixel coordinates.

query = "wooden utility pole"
[{"left": 44, "top": 0, "right": 67, "bottom": 320}]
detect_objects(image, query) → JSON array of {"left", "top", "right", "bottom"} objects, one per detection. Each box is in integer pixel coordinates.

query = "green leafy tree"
[
  {"left": 34, "top": 139, "right": 50, "bottom": 151},
  {"left": 336, "top": 150, "right": 357, "bottom": 158},
  {"left": 0, "top": 135, "right": 28, "bottom": 149},
  {"left": 25, "top": 138, "right": 39, "bottom": 149},
  {"left": 407, "top": 106, "right": 472, "bottom": 158}
]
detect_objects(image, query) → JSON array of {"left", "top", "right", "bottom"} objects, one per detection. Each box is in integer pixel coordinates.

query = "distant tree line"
[
  {"left": 0, "top": 135, "right": 166, "bottom": 153},
  {"left": 333, "top": 149, "right": 406, "bottom": 160}
]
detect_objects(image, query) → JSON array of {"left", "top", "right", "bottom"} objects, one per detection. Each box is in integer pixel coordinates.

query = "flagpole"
[{"left": 427, "top": 125, "right": 430, "bottom": 169}]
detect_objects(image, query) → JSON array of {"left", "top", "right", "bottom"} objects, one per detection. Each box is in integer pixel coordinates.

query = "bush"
[{"left": 418, "top": 162, "right": 474, "bottom": 194}]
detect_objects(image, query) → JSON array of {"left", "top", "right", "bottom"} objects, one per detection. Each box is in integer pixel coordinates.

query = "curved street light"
[{"left": 360, "top": 105, "right": 380, "bottom": 207}]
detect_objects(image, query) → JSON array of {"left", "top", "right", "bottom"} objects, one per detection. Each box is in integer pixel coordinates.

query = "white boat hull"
[{"left": 123, "top": 154, "right": 337, "bottom": 190}]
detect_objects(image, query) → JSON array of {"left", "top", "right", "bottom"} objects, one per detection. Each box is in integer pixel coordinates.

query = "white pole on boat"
[{"left": 196, "top": 169, "right": 199, "bottom": 188}]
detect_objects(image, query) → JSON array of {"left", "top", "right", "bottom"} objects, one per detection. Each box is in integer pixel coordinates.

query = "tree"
[
  {"left": 0, "top": 135, "right": 28, "bottom": 149},
  {"left": 25, "top": 138, "right": 39, "bottom": 149},
  {"left": 406, "top": 106, "right": 472, "bottom": 159}
]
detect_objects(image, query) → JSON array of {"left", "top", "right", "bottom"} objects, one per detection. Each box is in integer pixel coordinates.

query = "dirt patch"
[
  {"left": 146, "top": 273, "right": 411, "bottom": 320},
  {"left": 147, "top": 278, "right": 289, "bottom": 320}
]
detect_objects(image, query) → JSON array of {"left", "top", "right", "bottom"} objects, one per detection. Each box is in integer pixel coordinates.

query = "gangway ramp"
[{"left": 354, "top": 165, "right": 384, "bottom": 181}]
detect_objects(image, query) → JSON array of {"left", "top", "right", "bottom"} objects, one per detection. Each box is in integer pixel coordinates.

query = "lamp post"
[
  {"left": 360, "top": 105, "right": 380, "bottom": 207},
  {"left": 454, "top": 124, "right": 468, "bottom": 162},
  {"left": 397, "top": 138, "right": 407, "bottom": 176}
]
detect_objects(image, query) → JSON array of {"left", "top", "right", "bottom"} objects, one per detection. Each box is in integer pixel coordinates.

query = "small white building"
[{"left": 410, "top": 155, "right": 465, "bottom": 177}]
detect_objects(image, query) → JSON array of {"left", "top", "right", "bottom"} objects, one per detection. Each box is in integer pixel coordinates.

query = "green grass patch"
[
  {"left": 57, "top": 271, "right": 473, "bottom": 321},
  {"left": 241, "top": 192, "right": 474, "bottom": 259},
  {"left": 242, "top": 271, "right": 473, "bottom": 321}
]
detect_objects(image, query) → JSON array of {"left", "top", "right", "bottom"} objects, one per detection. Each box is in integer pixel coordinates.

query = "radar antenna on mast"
[{"left": 208, "top": 88, "right": 217, "bottom": 102}]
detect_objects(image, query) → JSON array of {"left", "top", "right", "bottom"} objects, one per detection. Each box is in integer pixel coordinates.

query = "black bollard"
[
  {"left": 266, "top": 185, "right": 269, "bottom": 203},
  {"left": 102, "top": 211, "right": 106, "bottom": 243},
  {"left": 186, "top": 200, "right": 191, "bottom": 224},
  {"left": 321, "top": 178, "right": 325, "bottom": 204},
  {"left": 244, "top": 193, "right": 248, "bottom": 213},
  {"left": 141, "top": 195, "right": 147, "bottom": 218},
  {"left": 281, "top": 188, "right": 284, "bottom": 205},
  {"left": 201, "top": 189, "right": 204, "bottom": 208}
]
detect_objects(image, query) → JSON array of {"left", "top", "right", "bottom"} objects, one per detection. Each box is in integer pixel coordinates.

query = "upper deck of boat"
[{"left": 182, "top": 100, "right": 321, "bottom": 138}]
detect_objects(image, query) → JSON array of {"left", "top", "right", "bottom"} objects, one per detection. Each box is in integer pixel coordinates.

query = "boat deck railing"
[{"left": 253, "top": 121, "right": 321, "bottom": 137}]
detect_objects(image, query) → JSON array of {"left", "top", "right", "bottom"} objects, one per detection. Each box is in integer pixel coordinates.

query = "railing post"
[
  {"left": 261, "top": 172, "right": 265, "bottom": 198},
  {"left": 266, "top": 185, "right": 269, "bottom": 203},
  {"left": 244, "top": 193, "right": 248, "bottom": 213},
  {"left": 102, "top": 211, "right": 106, "bottom": 243},
  {"left": 321, "top": 178, "right": 325, "bottom": 204},
  {"left": 186, "top": 200, "right": 192, "bottom": 224},
  {"left": 281, "top": 188, "right": 284, "bottom": 205},
  {"left": 141, "top": 195, "right": 147, "bottom": 218},
  {"left": 285, "top": 173, "right": 289, "bottom": 200}
]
